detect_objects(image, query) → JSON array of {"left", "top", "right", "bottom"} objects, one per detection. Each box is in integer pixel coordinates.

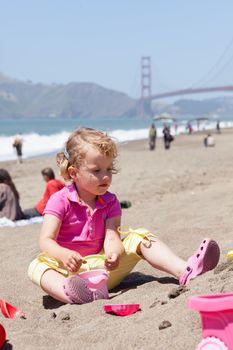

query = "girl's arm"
[
  {"left": 104, "top": 215, "right": 124, "bottom": 270},
  {"left": 39, "top": 214, "right": 85, "bottom": 272}
]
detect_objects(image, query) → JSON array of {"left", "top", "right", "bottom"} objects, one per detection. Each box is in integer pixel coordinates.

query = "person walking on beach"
[
  {"left": 0, "top": 169, "right": 25, "bottom": 221},
  {"left": 163, "top": 125, "right": 174, "bottom": 149},
  {"left": 12, "top": 134, "right": 23, "bottom": 163},
  {"left": 28, "top": 127, "right": 220, "bottom": 304},
  {"left": 148, "top": 123, "right": 157, "bottom": 150},
  {"left": 186, "top": 122, "right": 193, "bottom": 134},
  {"left": 24, "top": 167, "right": 65, "bottom": 218},
  {"left": 216, "top": 120, "right": 221, "bottom": 134}
]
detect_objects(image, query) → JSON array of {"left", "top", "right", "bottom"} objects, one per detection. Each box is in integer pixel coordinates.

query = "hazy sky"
[{"left": 1, "top": 0, "right": 233, "bottom": 99}]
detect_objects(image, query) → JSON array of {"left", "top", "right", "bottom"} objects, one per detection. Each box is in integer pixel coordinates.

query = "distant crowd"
[{"left": 148, "top": 120, "right": 221, "bottom": 151}]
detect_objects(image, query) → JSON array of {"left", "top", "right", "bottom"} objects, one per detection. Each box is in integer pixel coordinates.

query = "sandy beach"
[{"left": 1, "top": 129, "right": 233, "bottom": 349}]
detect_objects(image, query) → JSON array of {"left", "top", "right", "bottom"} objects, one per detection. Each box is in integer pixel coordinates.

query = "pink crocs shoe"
[{"left": 179, "top": 238, "right": 220, "bottom": 286}]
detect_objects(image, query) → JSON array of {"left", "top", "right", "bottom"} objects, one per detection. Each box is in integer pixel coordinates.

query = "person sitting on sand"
[
  {"left": 0, "top": 169, "right": 25, "bottom": 221},
  {"left": 204, "top": 133, "right": 215, "bottom": 147},
  {"left": 24, "top": 167, "right": 65, "bottom": 218},
  {"left": 28, "top": 127, "right": 220, "bottom": 304}
]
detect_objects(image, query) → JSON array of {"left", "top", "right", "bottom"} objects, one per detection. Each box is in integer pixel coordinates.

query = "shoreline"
[{"left": 1, "top": 124, "right": 230, "bottom": 164}]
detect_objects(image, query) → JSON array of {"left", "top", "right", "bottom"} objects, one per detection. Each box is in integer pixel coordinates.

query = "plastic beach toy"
[
  {"left": 226, "top": 251, "right": 233, "bottom": 261},
  {"left": 37, "top": 252, "right": 107, "bottom": 273},
  {"left": 188, "top": 293, "right": 233, "bottom": 349},
  {"left": 63, "top": 269, "right": 109, "bottom": 304},
  {"left": 0, "top": 324, "right": 6, "bottom": 348},
  {"left": 78, "top": 269, "right": 109, "bottom": 299},
  {"left": 0, "top": 299, "right": 26, "bottom": 319},
  {"left": 103, "top": 304, "right": 141, "bottom": 316}
]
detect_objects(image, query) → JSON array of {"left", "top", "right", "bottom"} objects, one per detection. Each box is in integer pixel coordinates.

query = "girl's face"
[{"left": 71, "top": 146, "right": 114, "bottom": 197}]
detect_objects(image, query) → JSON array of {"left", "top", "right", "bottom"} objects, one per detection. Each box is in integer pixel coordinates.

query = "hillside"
[
  {"left": 153, "top": 96, "right": 233, "bottom": 117},
  {"left": 1, "top": 73, "right": 233, "bottom": 118},
  {"left": 0, "top": 74, "right": 138, "bottom": 118}
]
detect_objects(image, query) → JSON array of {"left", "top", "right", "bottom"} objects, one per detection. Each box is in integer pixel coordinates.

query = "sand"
[{"left": 1, "top": 129, "right": 233, "bottom": 349}]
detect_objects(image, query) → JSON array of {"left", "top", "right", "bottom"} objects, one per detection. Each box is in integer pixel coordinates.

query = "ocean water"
[{"left": 0, "top": 116, "right": 233, "bottom": 162}]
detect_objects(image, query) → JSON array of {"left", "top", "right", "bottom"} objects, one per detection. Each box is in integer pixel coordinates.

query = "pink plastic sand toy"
[
  {"left": 0, "top": 324, "right": 6, "bottom": 348},
  {"left": 188, "top": 293, "right": 233, "bottom": 349},
  {"left": 0, "top": 299, "right": 25, "bottom": 319},
  {"left": 78, "top": 269, "right": 109, "bottom": 299},
  {"left": 0, "top": 299, "right": 26, "bottom": 349},
  {"left": 103, "top": 303, "right": 141, "bottom": 316}
]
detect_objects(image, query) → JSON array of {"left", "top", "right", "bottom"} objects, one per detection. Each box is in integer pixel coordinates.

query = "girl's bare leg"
[
  {"left": 139, "top": 238, "right": 186, "bottom": 279},
  {"left": 40, "top": 269, "right": 70, "bottom": 303}
]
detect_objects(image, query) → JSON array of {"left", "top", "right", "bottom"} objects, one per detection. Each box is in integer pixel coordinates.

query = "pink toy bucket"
[{"left": 188, "top": 293, "right": 233, "bottom": 349}]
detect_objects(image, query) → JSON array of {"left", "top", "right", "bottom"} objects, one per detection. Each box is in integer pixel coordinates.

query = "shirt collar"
[{"left": 66, "top": 182, "right": 108, "bottom": 208}]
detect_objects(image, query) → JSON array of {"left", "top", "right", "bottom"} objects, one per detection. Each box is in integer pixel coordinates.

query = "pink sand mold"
[
  {"left": 0, "top": 324, "right": 6, "bottom": 349},
  {"left": 103, "top": 303, "right": 141, "bottom": 316},
  {"left": 188, "top": 293, "right": 233, "bottom": 349},
  {"left": 63, "top": 269, "right": 109, "bottom": 304},
  {"left": 78, "top": 269, "right": 109, "bottom": 299},
  {"left": 0, "top": 299, "right": 26, "bottom": 319}
]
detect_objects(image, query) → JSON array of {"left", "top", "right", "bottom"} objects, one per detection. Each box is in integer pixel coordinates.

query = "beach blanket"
[{"left": 0, "top": 216, "right": 43, "bottom": 227}]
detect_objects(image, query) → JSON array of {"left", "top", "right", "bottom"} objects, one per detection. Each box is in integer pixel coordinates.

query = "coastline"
[
  {"left": 0, "top": 127, "right": 233, "bottom": 349},
  {"left": 0, "top": 119, "right": 231, "bottom": 162}
]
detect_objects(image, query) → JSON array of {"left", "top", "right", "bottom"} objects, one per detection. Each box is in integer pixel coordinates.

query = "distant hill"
[
  {"left": 0, "top": 73, "right": 138, "bottom": 118},
  {"left": 152, "top": 96, "right": 233, "bottom": 117},
  {"left": 1, "top": 73, "right": 233, "bottom": 118}
]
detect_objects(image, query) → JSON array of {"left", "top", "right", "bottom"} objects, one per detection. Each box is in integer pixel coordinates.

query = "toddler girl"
[{"left": 28, "top": 128, "right": 220, "bottom": 304}]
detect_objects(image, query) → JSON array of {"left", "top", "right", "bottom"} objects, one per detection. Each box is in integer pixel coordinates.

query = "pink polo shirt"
[{"left": 43, "top": 183, "right": 122, "bottom": 256}]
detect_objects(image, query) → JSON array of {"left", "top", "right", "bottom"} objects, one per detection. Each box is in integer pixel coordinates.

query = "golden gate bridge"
[{"left": 140, "top": 56, "right": 233, "bottom": 114}]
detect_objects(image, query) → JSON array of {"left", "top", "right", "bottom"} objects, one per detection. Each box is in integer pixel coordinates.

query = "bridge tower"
[
  {"left": 140, "top": 56, "right": 152, "bottom": 116},
  {"left": 141, "top": 56, "right": 151, "bottom": 98}
]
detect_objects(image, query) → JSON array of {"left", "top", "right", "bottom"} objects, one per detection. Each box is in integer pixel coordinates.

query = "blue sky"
[{"left": 0, "top": 0, "right": 233, "bottom": 99}]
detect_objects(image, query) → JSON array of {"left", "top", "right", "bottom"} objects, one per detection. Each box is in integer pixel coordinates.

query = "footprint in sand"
[
  {"left": 168, "top": 285, "right": 188, "bottom": 299},
  {"left": 149, "top": 298, "right": 168, "bottom": 308}
]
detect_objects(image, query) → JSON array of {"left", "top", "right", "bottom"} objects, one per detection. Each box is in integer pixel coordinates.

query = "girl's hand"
[
  {"left": 61, "top": 249, "right": 85, "bottom": 273},
  {"left": 105, "top": 253, "right": 120, "bottom": 270}
]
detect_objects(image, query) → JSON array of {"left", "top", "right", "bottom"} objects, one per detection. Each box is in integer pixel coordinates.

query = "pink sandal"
[{"left": 179, "top": 238, "right": 220, "bottom": 286}]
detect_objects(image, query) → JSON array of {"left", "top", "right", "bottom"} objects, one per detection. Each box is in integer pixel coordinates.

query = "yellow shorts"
[{"left": 28, "top": 228, "right": 156, "bottom": 290}]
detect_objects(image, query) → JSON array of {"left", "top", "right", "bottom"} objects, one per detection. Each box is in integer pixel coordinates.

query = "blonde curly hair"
[{"left": 56, "top": 127, "right": 118, "bottom": 180}]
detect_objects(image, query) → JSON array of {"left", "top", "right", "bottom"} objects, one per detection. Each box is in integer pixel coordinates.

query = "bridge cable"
[{"left": 190, "top": 35, "right": 233, "bottom": 88}]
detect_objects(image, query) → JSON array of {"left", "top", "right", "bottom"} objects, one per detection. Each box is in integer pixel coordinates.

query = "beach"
[{"left": 1, "top": 129, "right": 233, "bottom": 349}]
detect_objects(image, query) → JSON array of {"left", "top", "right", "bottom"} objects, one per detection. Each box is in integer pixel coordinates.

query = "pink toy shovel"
[
  {"left": 0, "top": 324, "right": 6, "bottom": 348},
  {"left": 0, "top": 299, "right": 26, "bottom": 319}
]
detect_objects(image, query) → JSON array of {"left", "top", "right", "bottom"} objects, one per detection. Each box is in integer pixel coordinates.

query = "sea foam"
[{"left": 1, "top": 121, "right": 233, "bottom": 162}]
